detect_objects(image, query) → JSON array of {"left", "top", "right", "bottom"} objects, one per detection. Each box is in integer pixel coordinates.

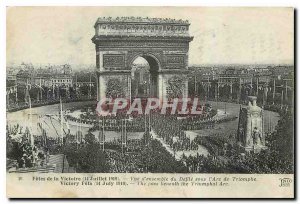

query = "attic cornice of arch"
[
  {"left": 92, "top": 35, "right": 193, "bottom": 43},
  {"left": 94, "top": 17, "right": 190, "bottom": 27}
]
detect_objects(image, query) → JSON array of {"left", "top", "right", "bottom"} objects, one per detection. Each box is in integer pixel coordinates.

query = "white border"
[
  {"left": 1, "top": 0, "right": 298, "bottom": 203},
  {"left": 1, "top": 0, "right": 300, "bottom": 7}
]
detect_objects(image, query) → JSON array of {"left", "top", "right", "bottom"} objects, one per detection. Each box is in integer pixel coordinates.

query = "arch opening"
[{"left": 131, "top": 55, "right": 159, "bottom": 98}]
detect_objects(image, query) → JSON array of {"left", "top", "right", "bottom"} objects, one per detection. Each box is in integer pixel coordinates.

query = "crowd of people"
[
  {"left": 7, "top": 94, "right": 294, "bottom": 174},
  {"left": 67, "top": 109, "right": 147, "bottom": 132},
  {"left": 182, "top": 110, "right": 294, "bottom": 174},
  {"left": 151, "top": 112, "right": 220, "bottom": 152},
  {"left": 7, "top": 126, "right": 47, "bottom": 169},
  {"left": 7, "top": 96, "right": 94, "bottom": 113},
  {"left": 105, "top": 151, "right": 144, "bottom": 173}
]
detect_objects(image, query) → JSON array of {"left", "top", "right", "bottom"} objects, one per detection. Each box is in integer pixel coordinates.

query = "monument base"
[{"left": 243, "top": 145, "right": 268, "bottom": 153}]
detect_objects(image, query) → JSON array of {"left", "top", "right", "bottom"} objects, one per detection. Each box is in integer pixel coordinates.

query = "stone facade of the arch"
[{"left": 92, "top": 17, "right": 194, "bottom": 102}]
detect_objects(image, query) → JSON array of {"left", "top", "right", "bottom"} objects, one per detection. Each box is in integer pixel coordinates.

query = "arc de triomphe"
[{"left": 92, "top": 17, "right": 193, "bottom": 102}]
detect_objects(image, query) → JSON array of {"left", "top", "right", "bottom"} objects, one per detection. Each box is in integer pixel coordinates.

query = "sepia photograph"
[{"left": 5, "top": 6, "right": 295, "bottom": 198}]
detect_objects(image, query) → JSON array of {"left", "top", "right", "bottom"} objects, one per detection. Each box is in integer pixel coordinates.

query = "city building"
[{"left": 14, "top": 64, "right": 73, "bottom": 87}]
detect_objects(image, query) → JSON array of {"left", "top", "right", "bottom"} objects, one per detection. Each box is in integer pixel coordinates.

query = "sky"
[{"left": 6, "top": 7, "right": 294, "bottom": 67}]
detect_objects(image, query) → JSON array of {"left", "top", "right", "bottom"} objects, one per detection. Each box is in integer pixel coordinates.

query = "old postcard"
[{"left": 6, "top": 7, "right": 294, "bottom": 198}]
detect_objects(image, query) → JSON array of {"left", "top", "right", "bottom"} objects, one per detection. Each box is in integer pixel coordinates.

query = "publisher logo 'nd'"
[{"left": 279, "top": 178, "right": 292, "bottom": 187}]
